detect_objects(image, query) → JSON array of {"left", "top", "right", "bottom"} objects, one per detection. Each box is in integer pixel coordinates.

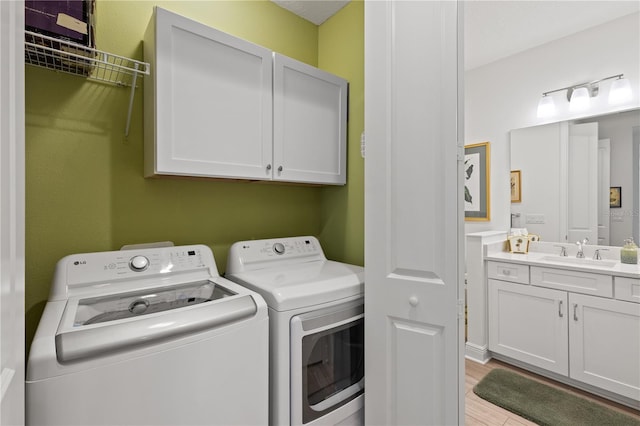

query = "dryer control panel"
[{"left": 226, "top": 236, "right": 325, "bottom": 273}]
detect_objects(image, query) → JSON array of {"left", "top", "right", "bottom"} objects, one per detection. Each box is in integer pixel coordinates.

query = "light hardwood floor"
[{"left": 465, "top": 358, "right": 640, "bottom": 426}]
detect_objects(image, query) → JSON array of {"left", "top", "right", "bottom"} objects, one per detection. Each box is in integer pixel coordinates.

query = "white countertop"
[{"left": 485, "top": 250, "right": 640, "bottom": 279}]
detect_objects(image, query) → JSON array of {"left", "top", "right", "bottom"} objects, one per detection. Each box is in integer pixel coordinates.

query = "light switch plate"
[{"left": 525, "top": 214, "right": 545, "bottom": 224}]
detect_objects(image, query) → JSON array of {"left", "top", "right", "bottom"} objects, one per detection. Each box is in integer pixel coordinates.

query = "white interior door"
[
  {"left": 0, "top": 1, "right": 26, "bottom": 425},
  {"left": 597, "top": 139, "right": 611, "bottom": 245},
  {"left": 567, "top": 123, "right": 598, "bottom": 244},
  {"left": 364, "top": 1, "right": 464, "bottom": 425}
]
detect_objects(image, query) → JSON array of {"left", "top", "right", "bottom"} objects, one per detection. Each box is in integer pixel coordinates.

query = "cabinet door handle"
[
  {"left": 558, "top": 300, "right": 564, "bottom": 318},
  {"left": 277, "top": 165, "right": 283, "bottom": 172},
  {"left": 573, "top": 303, "right": 578, "bottom": 321},
  {"left": 266, "top": 164, "right": 272, "bottom": 171}
]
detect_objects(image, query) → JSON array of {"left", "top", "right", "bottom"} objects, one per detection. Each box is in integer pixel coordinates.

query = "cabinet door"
[
  {"left": 273, "top": 53, "right": 347, "bottom": 185},
  {"left": 145, "top": 7, "right": 273, "bottom": 180},
  {"left": 488, "top": 280, "right": 569, "bottom": 375},
  {"left": 569, "top": 293, "right": 640, "bottom": 401}
]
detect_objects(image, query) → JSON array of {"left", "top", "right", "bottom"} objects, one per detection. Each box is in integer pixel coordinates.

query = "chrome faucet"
[
  {"left": 593, "top": 248, "right": 609, "bottom": 260},
  {"left": 554, "top": 245, "right": 568, "bottom": 257},
  {"left": 576, "top": 238, "right": 589, "bottom": 258}
]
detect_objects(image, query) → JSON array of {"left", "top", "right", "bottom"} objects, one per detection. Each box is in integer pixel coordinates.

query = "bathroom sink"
[{"left": 541, "top": 256, "right": 617, "bottom": 268}]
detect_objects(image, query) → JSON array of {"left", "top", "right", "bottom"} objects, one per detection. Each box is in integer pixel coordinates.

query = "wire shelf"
[
  {"left": 25, "top": 30, "right": 149, "bottom": 87},
  {"left": 25, "top": 30, "right": 150, "bottom": 136}
]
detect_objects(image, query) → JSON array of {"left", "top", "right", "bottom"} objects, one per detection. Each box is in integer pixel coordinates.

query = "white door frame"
[
  {"left": 633, "top": 127, "right": 639, "bottom": 244},
  {"left": 0, "top": 0, "right": 26, "bottom": 425},
  {"left": 597, "top": 139, "right": 611, "bottom": 246}
]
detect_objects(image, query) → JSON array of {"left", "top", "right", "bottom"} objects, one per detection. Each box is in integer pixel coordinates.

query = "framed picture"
[
  {"left": 510, "top": 170, "right": 521, "bottom": 203},
  {"left": 610, "top": 186, "right": 622, "bottom": 208},
  {"left": 464, "top": 142, "right": 490, "bottom": 221}
]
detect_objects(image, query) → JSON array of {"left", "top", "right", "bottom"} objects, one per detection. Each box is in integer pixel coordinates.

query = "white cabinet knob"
[{"left": 409, "top": 296, "right": 419, "bottom": 307}]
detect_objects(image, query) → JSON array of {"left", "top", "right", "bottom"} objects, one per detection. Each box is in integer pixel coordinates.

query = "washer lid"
[
  {"left": 54, "top": 279, "right": 260, "bottom": 364},
  {"left": 226, "top": 260, "right": 364, "bottom": 311},
  {"left": 72, "top": 280, "right": 232, "bottom": 326}
]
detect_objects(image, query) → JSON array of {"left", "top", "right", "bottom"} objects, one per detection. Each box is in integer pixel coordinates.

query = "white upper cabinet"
[
  {"left": 144, "top": 7, "right": 273, "bottom": 180},
  {"left": 273, "top": 53, "right": 347, "bottom": 185},
  {"left": 144, "top": 7, "right": 347, "bottom": 185}
]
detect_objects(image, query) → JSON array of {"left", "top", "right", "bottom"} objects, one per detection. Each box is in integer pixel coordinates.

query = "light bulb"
[
  {"left": 537, "top": 95, "right": 556, "bottom": 118},
  {"left": 569, "top": 87, "right": 590, "bottom": 111},
  {"left": 608, "top": 77, "right": 632, "bottom": 105}
]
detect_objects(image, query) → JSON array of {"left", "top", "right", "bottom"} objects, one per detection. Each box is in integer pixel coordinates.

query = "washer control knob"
[
  {"left": 129, "top": 255, "right": 150, "bottom": 272},
  {"left": 273, "top": 243, "right": 285, "bottom": 255}
]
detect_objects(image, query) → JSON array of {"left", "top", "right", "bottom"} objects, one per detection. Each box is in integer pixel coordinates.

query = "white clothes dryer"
[
  {"left": 226, "top": 236, "right": 364, "bottom": 426},
  {"left": 26, "top": 244, "right": 268, "bottom": 426}
]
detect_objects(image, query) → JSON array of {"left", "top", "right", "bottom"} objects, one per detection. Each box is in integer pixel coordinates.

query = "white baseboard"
[{"left": 465, "top": 342, "right": 491, "bottom": 364}]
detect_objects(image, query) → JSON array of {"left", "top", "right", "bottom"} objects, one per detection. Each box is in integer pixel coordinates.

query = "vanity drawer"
[
  {"left": 615, "top": 277, "right": 640, "bottom": 304},
  {"left": 487, "top": 261, "right": 530, "bottom": 285},
  {"left": 530, "top": 266, "right": 612, "bottom": 297}
]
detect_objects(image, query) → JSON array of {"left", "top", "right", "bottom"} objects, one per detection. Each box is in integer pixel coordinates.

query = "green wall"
[
  {"left": 25, "top": 0, "right": 364, "bottom": 355},
  {"left": 318, "top": 2, "right": 364, "bottom": 266}
]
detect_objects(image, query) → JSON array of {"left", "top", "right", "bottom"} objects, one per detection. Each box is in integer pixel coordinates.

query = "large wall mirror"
[{"left": 510, "top": 109, "right": 640, "bottom": 247}]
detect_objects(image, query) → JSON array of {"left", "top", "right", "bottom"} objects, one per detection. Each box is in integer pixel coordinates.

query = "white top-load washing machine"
[
  {"left": 225, "top": 236, "right": 364, "bottom": 426},
  {"left": 26, "top": 244, "right": 269, "bottom": 426}
]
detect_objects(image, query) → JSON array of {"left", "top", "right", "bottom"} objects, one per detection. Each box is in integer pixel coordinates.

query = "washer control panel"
[
  {"left": 227, "top": 236, "right": 325, "bottom": 273},
  {"left": 61, "top": 245, "right": 214, "bottom": 289}
]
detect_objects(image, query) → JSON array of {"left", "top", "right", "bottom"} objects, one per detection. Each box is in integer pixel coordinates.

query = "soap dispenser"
[{"left": 621, "top": 238, "right": 638, "bottom": 264}]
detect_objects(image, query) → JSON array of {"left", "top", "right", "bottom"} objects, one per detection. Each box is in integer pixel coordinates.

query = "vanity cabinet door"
[
  {"left": 273, "top": 53, "right": 347, "bottom": 185},
  {"left": 569, "top": 293, "right": 640, "bottom": 401},
  {"left": 488, "top": 279, "right": 569, "bottom": 375},
  {"left": 144, "top": 7, "right": 273, "bottom": 180}
]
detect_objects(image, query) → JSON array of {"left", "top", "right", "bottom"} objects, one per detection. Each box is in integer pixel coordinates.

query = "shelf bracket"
[{"left": 125, "top": 63, "right": 140, "bottom": 137}]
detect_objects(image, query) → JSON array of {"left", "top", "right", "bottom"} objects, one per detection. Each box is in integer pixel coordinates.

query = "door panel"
[
  {"left": 569, "top": 293, "right": 640, "bottom": 401},
  {"left": 391, "top": 318, "right": 445, "bottom": 425},
  {"left": 273, "top": 53, "right": 347, "bottom": 185},
  {"left": 147, "top": 7, "right": 273, "bottom": 179},
  {"left": 488, "top": 280, "right": 569, "bottom": 375}
]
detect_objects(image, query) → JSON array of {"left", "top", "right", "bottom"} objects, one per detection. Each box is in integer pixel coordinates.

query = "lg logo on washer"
[{"left": 73, "top": 260, "right": 87, "bottom": 266}]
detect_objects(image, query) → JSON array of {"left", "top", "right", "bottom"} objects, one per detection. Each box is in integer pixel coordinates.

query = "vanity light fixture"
[
  {"left": 609, "top": 75, "right": 633, "bottom": 104},
  {"left": 536, "top": 95, "right": 556, "bottom": 118},
  {"left": 569, "top": 86, "right": 591, "bottom": 111},
  {"left": 536, "top": 74, "right": 632, "bottom": 118}
]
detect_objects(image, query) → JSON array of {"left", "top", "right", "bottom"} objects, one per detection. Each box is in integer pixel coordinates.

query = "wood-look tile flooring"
[{"left": 465, "top": 358, "right": 640, "bottom": 426}]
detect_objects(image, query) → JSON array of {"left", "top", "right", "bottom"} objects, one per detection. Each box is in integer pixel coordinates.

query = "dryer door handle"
[{"left": 55, "top": 295, "right": 257, "bottom": 363}]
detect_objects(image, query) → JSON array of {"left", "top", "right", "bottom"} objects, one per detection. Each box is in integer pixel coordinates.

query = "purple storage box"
[{"left": 25, "top": 1, "right": 92, "bottom": 46}]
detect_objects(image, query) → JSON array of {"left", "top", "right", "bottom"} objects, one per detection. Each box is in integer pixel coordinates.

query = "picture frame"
[
  {"left": 510, "top": 170, "right": 521, "bottom": 203},
  {"left": 610, "top": 186, "right": 622, "bottom": 208},
  {"left": 464, "top": 142, "right": 490, "bottom": 221}
]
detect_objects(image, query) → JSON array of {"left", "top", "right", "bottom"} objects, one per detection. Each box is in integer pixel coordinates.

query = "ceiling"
[
  {"left": 270, "top": 0, "right": 639, "bottom": 70},
  {"left": 464, "top": 1, "right": 640, "bottom": 70},
  {"left": 270, "top": 0, "right": 350, "bottom": 25}
]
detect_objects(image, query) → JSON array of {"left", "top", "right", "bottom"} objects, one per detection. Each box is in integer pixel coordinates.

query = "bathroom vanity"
[{"left": 467, "top": 233, "right": 640, "bottom": 410}]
